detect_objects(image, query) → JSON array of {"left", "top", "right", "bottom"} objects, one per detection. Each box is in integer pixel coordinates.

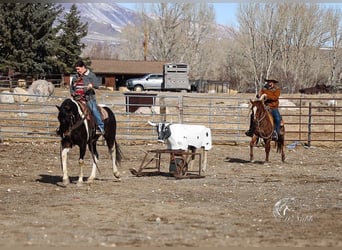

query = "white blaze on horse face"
[{"left": 252, "top": 106, "right": 258, "bottom": 119}]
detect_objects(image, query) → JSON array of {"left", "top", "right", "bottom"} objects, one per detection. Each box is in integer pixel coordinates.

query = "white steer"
[{"left": 148, "top": 121, "right": 212, "bottom": 172}]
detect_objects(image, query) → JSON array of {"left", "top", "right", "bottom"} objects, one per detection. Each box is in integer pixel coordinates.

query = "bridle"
[{"left": 62, "top": 114, "right": 86, "bottom": 138}]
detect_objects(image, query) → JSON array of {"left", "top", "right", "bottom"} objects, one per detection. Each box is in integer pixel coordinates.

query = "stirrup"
[
  {"left": 96, "top": 128, "right": 104, "bottom": 135},
  {"left": 272, "top": 131, "right": 278, "bottom": 140}
]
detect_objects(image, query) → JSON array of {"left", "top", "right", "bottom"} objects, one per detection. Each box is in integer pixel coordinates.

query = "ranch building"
[{"left": 63, "top": 60, "right": 167, "bottom": 90}]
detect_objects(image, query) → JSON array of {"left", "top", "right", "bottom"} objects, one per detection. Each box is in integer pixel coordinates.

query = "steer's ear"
[
  {"left": 147, "top": 120, "right": 157, "bottom": 127},
  {"left": 56, "top": 105, "right": 60, "bottom": 111}
]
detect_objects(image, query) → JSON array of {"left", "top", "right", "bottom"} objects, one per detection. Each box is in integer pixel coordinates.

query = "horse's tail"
[
  {"left": 276, "top": 121, "right": 285, "bottom": 153},
  {"left": 276, "top": 124, "right": 285, "bottom": 153},
  {"left": 276, "top": 136, "right": 283, "bottom": 153},
  {"left": 115, "top": 140, "right": 123, "bottom": 166}
]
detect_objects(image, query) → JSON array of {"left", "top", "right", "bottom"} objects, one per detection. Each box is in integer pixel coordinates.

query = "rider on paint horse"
[
  {"left": 70, "top": 60, "right": 104, "bottom": 135},
  {"left": 245, "top": 79, "right": 281, "bottom": 141}
]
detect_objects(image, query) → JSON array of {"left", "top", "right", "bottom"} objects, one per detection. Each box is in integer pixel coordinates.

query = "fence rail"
[{"left": 0, "top": 90, "right": 341, "bottom": 145}]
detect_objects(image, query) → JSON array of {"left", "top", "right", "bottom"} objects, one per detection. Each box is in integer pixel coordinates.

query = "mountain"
[
  {"left": 61, "top": 3, "right": 140, "bottom": 44},
  {"left": 60, "top": 3, "right": 234, "bottom": 47}
]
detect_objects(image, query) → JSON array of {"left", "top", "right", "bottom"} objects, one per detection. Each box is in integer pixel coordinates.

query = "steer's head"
[{"left": 148, "top": 121, "right": 171, "bottom": 142}]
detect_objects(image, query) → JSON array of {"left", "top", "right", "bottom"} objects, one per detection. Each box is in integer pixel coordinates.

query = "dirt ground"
[{"left": 0, "top": 139, "right": 341, "bottom": 248}]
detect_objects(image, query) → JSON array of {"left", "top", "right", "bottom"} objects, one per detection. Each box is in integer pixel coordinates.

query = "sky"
[
  {"left": 119, "top": 2, "right": 342, "bottom": 27},
  {"left": 119, "top": 3, "right": 239, "bottom": 26}
]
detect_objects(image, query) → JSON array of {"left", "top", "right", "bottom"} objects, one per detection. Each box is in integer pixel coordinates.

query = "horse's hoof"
[
  {"left": 113, "top": 171, "right": 121, "bottom": 179},
  {"left": 129, "top": 168, "right": 138, "bottom": 175},
  {"left": 87, "top": 178, "right": 94, "bottom": 184},
  {"left": 76, "top": 181, "right": 83, "bottom": 187},
  {"left": 63, "top": 178, "right": 70, "bottom": 186}
]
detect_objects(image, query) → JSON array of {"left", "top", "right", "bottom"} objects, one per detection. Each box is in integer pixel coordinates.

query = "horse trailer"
[{"left": 162, "top": 63, "right": 190, "bottom": 91}]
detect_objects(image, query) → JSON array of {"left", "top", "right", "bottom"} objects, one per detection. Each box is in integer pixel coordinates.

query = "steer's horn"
[{"left": 147, "top": 120, "right": 157, "bottom": 127}]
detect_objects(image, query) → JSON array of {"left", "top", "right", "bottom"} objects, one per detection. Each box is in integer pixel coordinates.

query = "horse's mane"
[{"left": 57, "top": 98, "right": 88, "bottom": 138}]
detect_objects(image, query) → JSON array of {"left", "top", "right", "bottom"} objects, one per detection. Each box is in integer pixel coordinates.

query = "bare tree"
[
  {"left": 235, "top": 3, "right": 336, "bottom": 93},
  {"left": 322, "top": 7, "right": 342, "bottom": 86},
  {"left": 118, "top": 3, "right": 220, "bottom": 80},
  {"left": 237, "top": 3, "right": 283, "bottom": 93}
]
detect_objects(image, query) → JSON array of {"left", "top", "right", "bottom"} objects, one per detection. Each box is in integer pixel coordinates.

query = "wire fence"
[{"left": 0, "top": 90, "right": 341, "bottom": 145}]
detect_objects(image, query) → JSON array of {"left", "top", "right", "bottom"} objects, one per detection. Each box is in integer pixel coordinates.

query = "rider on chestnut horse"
[{"left": 245, "top": 79, "right": 281, "bottom": 141}]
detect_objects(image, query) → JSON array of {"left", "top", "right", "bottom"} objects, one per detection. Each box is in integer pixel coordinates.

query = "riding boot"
[
  {"left": 87, "top": 99, "right": 104, "bottom": 135},
  {"left": 96, "top": 127, "right": 104, "bottom": 135},
  {"left": 245, "top": 117, "right": 256, "bottom": 137},
  {"left": 271, "top": 130, "right": 278, "bottom": 141}
]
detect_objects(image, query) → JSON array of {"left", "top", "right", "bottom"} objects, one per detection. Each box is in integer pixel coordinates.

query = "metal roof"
[{"left": 90, "top": 60, "right": 168, "bottom": 75}]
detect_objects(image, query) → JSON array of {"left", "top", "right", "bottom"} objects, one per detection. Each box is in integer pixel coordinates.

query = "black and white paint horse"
[{"left": 56, "top": 98, "right": 122, "bottom": 186}]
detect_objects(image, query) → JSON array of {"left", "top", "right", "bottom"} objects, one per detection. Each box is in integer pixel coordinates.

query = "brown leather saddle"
[{"left": 76, "top": 100, "right": 108, "bottom": 122}]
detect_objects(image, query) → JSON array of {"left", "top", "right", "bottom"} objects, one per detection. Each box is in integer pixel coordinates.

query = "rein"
[
  {"left": 62, "top": 99, "right": 89, "bottom": 138},
  {"left": 62, "top": 115, "right": 86, "bottom": 138}
]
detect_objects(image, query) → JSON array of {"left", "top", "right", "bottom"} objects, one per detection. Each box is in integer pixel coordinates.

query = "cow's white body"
[
  {"left": 163, "top": 124, "right": 212, "bottom": 151},
  {"left": 149, "top": 121, "right": 212, "bottom": 172}
]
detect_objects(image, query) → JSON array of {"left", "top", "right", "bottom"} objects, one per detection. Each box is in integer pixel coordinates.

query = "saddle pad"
[
  {"left": 77, "top": 101, "right": 90, "bottom": 120},
  {"left": 76, "top": 100, "right": 108, "bottom": 121},
  {"left": 98, "top": 106, "right": 108, "bottom": 120}
]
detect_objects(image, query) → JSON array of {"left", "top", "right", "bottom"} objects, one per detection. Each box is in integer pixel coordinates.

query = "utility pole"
[{"left": 143, "top": 27, "right": 148, "bottom": 61}]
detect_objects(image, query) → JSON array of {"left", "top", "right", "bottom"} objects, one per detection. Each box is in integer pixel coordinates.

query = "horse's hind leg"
[{"left": 109, "top": 142, "right": 121, "bottom": 180}]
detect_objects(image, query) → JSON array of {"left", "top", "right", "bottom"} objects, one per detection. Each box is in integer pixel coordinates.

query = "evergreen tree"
[
  {"left": 0, "top": 3, "right": 62, "bottom": 76},
  {"left": 56, "top": 4, "right": 89, "bottom": 74}
]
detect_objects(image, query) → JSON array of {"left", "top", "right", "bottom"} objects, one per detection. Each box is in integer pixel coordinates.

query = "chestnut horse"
[
  {"left": 56, "top": 98, "right": 122, "bottom": 186},
  {"left": 248, "top": 94, "right": 285, "bottom": 163}
]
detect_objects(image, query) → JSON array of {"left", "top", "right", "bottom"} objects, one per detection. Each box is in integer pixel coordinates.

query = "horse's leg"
[
  {"left": 265, "top": 139, "right": 271, "bottom": 162},
  {"left": 109, "top": 141, "right": 121, "bottom": 180},
  {"left": 103, "top": 109, "right": 121, "bottom": 180},
  {"left": 249, "top": 136, "right": 257, "bottom": 162},
  {"left": 61, "top": 147, "right": 70, "bottom": 185},
  {"left": 280, "top": 126, "right": 286, "bottom": 162},
  {"left": 88, "top": 141, "right": 99, "bottom": 183},
  {"left": 77, "top": 144, "right": 87, "bottom": 186},
  {"left": 281, "top": 145, "right": 285, "bottom": 162},
  {"left": 279, "top": 135, "right": 286, "bottom": 162}
]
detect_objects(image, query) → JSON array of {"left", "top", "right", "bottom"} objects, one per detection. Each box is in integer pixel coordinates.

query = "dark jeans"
[
  {"left": 87, "top": 98, "right": 104, "bottom": 131},
  {"left": 271, "top": 108, "right": 281, "bottom": 134}
]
